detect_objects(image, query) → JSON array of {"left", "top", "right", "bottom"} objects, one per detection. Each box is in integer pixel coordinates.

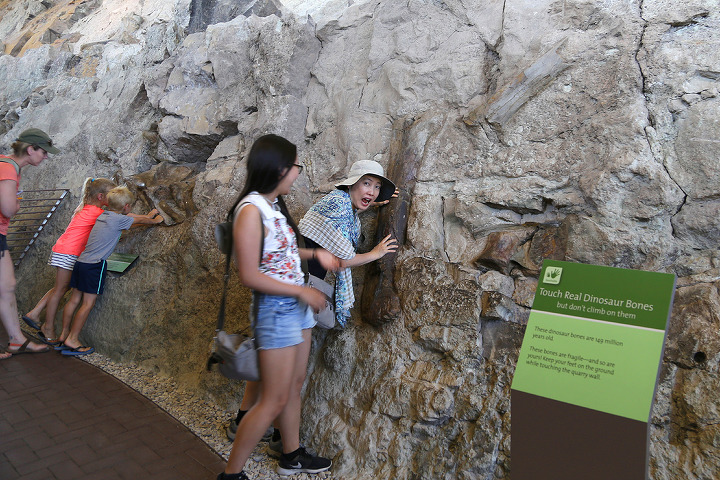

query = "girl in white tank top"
[{"left": 219, "top": 134, "right": 339, "bottom": 479}]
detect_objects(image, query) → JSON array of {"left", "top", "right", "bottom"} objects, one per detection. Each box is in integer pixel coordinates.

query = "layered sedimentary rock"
[{"left": 2, "top": 0, "right": 719, "bottom": 478}]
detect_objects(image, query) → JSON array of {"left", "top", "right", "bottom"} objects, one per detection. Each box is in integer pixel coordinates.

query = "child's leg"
[
  {"left": 59, "top": 288, "right": 83, "bottom": 343},
  {"left": 41, "top": 267, "right": 73, "bottom": 338},
  {"left": 233, "top": 381, "right": 261, "bottom": 423},
  {"left": 63, "top": 292, "right": 97, "bottom": 350},
  {"left": 24, "top": 287, "right": 53, "bottom": 323},
  {"left": 240, "top": 381, "right": 260, "bottom": 410}
]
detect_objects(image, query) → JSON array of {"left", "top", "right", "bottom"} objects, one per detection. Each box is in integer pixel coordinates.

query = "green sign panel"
[
  {"left": 106, "top": 252, "right": 139, "bottom": 274},
  {"left": 512, "top": 260, "right": 675, "bottom": 422}
]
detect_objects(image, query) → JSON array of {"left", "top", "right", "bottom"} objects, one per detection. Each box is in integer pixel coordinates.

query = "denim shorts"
[{"left": 252, "top": 294, "right": 315, "bottom": 350}]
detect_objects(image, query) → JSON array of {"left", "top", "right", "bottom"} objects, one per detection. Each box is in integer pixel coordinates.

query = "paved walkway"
[{"left": 0, "top": 338, "right": 225, "bottom": 480}]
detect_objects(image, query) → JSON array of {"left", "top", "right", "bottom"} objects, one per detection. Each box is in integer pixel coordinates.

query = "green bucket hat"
[{"left": 16, "top": 128, "right": 60, "bottom": 154}]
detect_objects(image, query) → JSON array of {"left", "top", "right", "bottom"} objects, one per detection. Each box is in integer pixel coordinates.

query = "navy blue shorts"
[
  {"left": 0, "top": 234, "right": 7, "bottom": 256},
  {"left": 70, "top": 260, "right": 107, "bottom": 295}
]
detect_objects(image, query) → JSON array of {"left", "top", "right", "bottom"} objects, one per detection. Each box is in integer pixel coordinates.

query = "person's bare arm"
[
  {"left": 299, "top": 247, "right": 341, "bottom": 272},
  {"left": 128, "top": 209, "right": 164, "bottom": 226},
  {"left": 340, "top": 234, "right": 398, "bottom": 268},
  {"left": 0, "top": 179, "right": 19, "bottom": 219}
]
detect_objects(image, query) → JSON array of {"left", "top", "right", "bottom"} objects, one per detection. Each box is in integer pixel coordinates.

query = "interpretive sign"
[
  {"left": 511, "top": 260, "right": 675, "bottom": 480},
  {"left": 106, "top": 252, "right": 139, "bottom": 274}
]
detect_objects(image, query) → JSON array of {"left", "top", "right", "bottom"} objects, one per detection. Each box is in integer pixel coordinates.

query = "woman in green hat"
[{"left": 0, "top": 128, "right": 59, "bottom": 358}]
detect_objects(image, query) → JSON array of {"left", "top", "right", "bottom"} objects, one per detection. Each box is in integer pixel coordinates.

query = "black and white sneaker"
[
  {"left": 226, "top": 418, "right": 273, "bottom": 442},
  {"left": 216, "top": 471, "right": 249, "bottom": 480},
  {"left": 267, "top": 437, "right": 282, "bottom": 458},
  {"left": 226, "top": 418, "right": 239, "bottom": 441},
  {"left": 276, "top": 447, "right": 332, "bottom": 475}
]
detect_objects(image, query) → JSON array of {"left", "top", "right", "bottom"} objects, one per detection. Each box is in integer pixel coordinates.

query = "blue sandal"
[
  {"left": 21, "top": 315, "right": 41, "bottom": 330},
  {"left": 61, "top": 346, "right": 95, "bottom": 356},
  {"left": 35, "top": 331, "right": 61, "bottom": 346}
]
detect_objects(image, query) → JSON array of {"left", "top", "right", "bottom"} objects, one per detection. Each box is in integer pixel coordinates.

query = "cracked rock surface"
[{"left": 2, "top": 0, "right": 720, "bottom": 478}]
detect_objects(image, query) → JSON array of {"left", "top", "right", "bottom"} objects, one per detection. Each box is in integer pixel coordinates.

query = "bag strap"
[
  {"left": 297, "top": 235, "right": 311, "bottom": 283},
  {"left": 215, "top": 243, "right": 234, "bottom": 332},
  {"left": 0, "top": 157, "right": 20, "bottom": 176},
  {"left": 215, "top": 202, "right": 264, "bottom": 333}
]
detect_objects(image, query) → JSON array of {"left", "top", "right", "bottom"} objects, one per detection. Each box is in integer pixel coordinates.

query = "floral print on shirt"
[{"left": 259, "top": 217, "right": 303, "bottom": 285}]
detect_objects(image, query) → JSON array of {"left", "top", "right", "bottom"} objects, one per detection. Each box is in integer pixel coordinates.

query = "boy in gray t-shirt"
[{"left": 58, "top": 186, "right": 163, "bottom": 356}]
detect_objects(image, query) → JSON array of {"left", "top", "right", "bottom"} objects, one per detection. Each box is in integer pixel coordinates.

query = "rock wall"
[{"left": 2, "top": 0, "right": 719, "bottom": 478}]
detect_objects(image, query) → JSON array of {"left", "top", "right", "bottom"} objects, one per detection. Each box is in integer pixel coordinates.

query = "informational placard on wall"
[{"left": 511, "top": 260, "right": 675, "bottom": 480}]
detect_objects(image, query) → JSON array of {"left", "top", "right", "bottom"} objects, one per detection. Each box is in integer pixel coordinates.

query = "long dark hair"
[{"left": 228, "top": 134, "right": 300, "bottom": 234}]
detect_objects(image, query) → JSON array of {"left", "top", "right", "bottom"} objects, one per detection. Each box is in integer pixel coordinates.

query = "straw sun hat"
[{"left": 334, "top": 160, "right": 396, "bottom": 203}]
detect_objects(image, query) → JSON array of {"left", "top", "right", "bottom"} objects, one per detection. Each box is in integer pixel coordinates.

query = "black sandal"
[{"left": 7, "top": 339, "right": 51, "bottom": 355}]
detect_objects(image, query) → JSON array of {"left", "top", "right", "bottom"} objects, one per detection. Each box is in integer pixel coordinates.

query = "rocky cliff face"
[{"left": 2, "top": 0, "right": 719, "bottom": 478}]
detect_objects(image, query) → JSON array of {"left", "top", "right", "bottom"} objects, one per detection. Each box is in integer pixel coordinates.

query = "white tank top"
[{"left": 235, "top": 193, "right": 303, "bottom": 286}]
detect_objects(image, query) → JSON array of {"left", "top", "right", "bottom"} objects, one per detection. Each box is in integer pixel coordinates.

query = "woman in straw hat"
[{"left": 298, "top": 159, "right": 398, "bottom": 326}]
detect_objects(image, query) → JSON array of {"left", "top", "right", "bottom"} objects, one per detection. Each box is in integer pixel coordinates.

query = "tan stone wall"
[{"left": 2, "top": 1, "right": 719, "bottom": 478}]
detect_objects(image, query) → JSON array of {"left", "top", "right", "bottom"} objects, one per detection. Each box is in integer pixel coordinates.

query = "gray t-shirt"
[{"left": 77, "top": 210, "right": 134, "bottom": 263}]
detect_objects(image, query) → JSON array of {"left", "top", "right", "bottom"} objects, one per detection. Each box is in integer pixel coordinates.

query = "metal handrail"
[
  {"left": 6, "top": 188, "right": 70, "bottom": 266},
  {"left": 13, "top": 211, "right": 59, "bottom": 215},
  {"left": 7, "top": 232, "right": 42, "bottom": 237}
]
